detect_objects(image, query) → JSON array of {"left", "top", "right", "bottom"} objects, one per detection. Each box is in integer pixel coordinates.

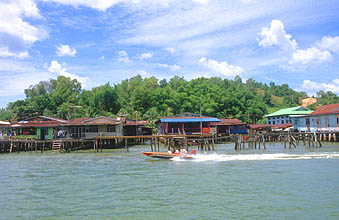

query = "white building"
[
  {"left": 293, "top": 104, "right": 339, "bottom": 132},
  {"left": 264, "top": 106, "right": 313, "bottom": 125}
]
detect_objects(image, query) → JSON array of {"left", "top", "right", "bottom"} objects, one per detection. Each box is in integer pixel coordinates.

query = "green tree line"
[{"left": 0, "top": 75, "right": 337, "bottom": 124}]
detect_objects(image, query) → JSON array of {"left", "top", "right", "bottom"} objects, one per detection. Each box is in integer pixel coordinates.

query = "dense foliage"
[{"left": 0, "top": 75, "right": 337, "bottom": 124}]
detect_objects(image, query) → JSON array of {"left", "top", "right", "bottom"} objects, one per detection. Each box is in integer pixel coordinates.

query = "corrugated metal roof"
[
  {"left": 160, "top": 117, "right": 221, "bottom": 123},
  {"left": 212, "top": 118, "right": 245, "bottom": 125},
  {"left": 309, "top": 104, "right": 339, "bottom": 115},
  {"left": 264, "top": 106, "right": 313, "bottom": 117},
  {"left": 249, "top": 123, "right": 292, "bottom": 129},
  {"left": 20, "top": 116, "right": 68, "bottom": 123}
]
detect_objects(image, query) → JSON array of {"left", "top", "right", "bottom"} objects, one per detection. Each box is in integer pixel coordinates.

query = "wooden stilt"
[
  {"left": 150, "top": 138, "right": 153, "bottom": 152},
  {"left": 211, "top": 136, "right": 215, "bottom": 151},
  {"left": 262, "top": 135, "right": 266, "bottom": 150},
  {"left": 157, "top": 137, "right": 160, "bottom": 152},
  {"left": 125, "top": 138, "right": 128, "bottom": 152}
]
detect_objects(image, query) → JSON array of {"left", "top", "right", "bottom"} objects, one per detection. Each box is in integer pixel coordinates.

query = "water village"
[{"left": 0, "top": 104, "right": 338, "bottom": 154}]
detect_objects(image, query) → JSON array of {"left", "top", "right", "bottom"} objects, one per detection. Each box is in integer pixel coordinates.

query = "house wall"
[
  {"left": 84, "top": 124, "right": 123, "bottom": 138},
  {"left": 36, "top": 128, "right": 41, "bottom": 139},
  {"left": 267, "top": 115, "right": 292, "bottom": 125},
  {"left": 216, "top": 125, "right": 248, "bottom": 134},
  {"left": 158, "top": 122, "right": 211, "bottom": 134},
  {"left": 67, "top": 124, "right": 123, "bottom": 138},
  {"left": 48, "top": 128, "right": 53, "bottom": 140},
  {"left": 294, "top": 114, "right": 339, "bottom": 132}
]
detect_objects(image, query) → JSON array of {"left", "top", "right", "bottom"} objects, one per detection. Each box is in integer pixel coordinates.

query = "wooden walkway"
[
  {"left": 0, "top": 138, "right": 95, "bottom": 153},
  {"left": 232, "top": 131, "right": 338, "bottom": 150},
  {"left": 1, "top": 131, "right": 338, "bottom": 153},
  {"left": 95, "top": 134, "right": 216, "bottom": 152}
]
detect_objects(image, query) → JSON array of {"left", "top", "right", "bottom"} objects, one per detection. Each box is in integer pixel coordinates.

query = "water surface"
[{"left": 1, "top": 143, "right": 338, "bottom": 219}]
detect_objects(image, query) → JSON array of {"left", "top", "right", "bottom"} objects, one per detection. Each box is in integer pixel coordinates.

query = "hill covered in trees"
[{"left": 0, "top": 75, "right": 338, "bottom": 124}]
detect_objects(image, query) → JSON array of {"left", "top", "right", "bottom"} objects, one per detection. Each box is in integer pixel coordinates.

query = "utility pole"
[
  {"left": 135, "top": 111, "right": 138, "bottom": 136},
  {"left": 200, "top": 97, "right": 202, "bottom": 135}
]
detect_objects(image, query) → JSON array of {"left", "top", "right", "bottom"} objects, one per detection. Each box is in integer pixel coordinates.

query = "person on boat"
[
  {"left": 168, "top": 150, "right": 172, "bottom": 154},
  {"left": 174, "top": 149, "right": 179, "bottom": 154},
  {"left": 180, "top": 148, "right": 187, "bottom": 154}
]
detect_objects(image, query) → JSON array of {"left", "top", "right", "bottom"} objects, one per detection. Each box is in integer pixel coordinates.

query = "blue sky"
[{"left": 0, "top": 0, "right": 338, "bottom": 108}]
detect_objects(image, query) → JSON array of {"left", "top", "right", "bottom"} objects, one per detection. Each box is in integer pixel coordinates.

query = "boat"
[{"left": 142, "top": 150, "right": 196, "bottom": 159}]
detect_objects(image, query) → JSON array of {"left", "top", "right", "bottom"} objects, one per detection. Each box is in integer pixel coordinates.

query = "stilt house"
[{"left": 157, "top": 112, "right": 221, "bottom": 134}]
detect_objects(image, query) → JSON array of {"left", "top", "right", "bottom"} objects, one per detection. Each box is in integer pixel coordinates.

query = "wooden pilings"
[
  {"left": 1, "top": 131, "right": 337, "bottom": 154},
  {"left": 232, "top": 131, "right": 338, "bottom": 150}
]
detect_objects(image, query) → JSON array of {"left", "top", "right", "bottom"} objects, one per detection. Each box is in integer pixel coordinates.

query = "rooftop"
[
  {"left": 212, "top": 118, "right": 245, "bottom": 125},
  {"left": 309, "top": 104, "right": 339, "bottom": 116},
  {"left": 264, "top": 106, "right": 313, "bottom": 117},
  {"left": 249, "top": 123, "right": 293, "bottom": 129},
  {"left": 159, "top": 117, "right": 221, "bottom": 123}
]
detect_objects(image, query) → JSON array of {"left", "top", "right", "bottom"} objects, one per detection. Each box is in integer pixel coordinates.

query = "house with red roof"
[
  {"left": 0, "top": 115, "right": 152, "bottom": 140},
  {"left": 293, "top": 104, "right": 339, "bottom": 132},
  {"left": 0, "top": 116, "right": 67, "bottom": 140},
  {"left": 64, "top": 116, "right": 123, "bottom": 138},
  {"left": 211, "top": 118, "right": 248, "bottom": 134}
]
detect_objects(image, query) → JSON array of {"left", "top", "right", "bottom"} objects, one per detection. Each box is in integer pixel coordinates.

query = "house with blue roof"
[{"left": 157, "top": 112, "right": 221, "bottom": 134}]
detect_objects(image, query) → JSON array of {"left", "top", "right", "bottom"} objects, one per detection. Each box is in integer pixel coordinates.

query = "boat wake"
[{"left": 171, "top": 152, "right": 339, "bottom": 162}]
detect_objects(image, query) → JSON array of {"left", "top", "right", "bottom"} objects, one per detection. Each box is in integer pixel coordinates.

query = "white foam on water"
[{"left": 171, "top": 152, "right": 339, "bottom": 162}]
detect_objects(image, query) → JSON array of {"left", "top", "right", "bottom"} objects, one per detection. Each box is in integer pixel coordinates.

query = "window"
[
  {"left": 107, "top": 125, "right": 116, "bottom": 133},
  {"left": 87, "top": 126, "right": 98, "bottom": 133},
  {"left": 281, "top": 120, "right": 284, "bottom": 124},
  {"left": 294, "top": 119, "right": 299, "bottom": 125},
  {"left": 268, "top": 121, "right": 271, "bottom": 124},
  {"left": 22, "top": 128, "right": 36, "bottom": 135},
  {"left": 306, "top": 118, "right": 310, "bottom": 125},
  {"left": 337, "top": 118, "right": 339, "bottom": 124},
  {"left": 273, "top": 121, "right": 275, "bottom": 124}
]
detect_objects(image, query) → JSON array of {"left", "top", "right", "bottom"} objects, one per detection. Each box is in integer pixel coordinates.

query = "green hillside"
[{"left": 0, "top": 75, "right": 337, "bottom": 124}]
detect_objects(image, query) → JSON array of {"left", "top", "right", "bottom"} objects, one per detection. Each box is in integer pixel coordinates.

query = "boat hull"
[{"left": 142, "top": 152, "right": 193, "bottom": 159}]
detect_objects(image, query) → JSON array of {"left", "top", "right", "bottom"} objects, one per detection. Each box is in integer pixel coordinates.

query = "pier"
[
  {"left": 0, "top": 131, "right": 338, "bottom": 153},
  {"left": 95, "top": 134, "right": 217, "bottom": 152},
  {"left": 232, "top": 131, "right": 338, "bottom": 150}
]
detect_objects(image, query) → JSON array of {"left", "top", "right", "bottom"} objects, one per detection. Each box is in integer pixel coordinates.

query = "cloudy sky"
[{"left": 0, "top": 0, "right": 338, "bottom": 107}]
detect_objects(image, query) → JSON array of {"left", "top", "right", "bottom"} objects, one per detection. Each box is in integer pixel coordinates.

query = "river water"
[{"left": 1, "top": 143, "right": 338, "bottom": 220}]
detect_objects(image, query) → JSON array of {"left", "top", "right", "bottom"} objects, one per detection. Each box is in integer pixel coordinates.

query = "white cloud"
[
  {"left": 118, "top": 50, "right": 130, "bottom": 62},
  {"left": 153, "top": 63, "right": 181, "bottom": 71},
  {"left": 138, "top": 70, "right": 152, "bottom": 78},
  {"left": 301, "top": 79, "right": 339, "bottom": 95},
  {"left": 45, "top": 0, "right": 207, "bottom": 11},
  {"left": 199, "top": 57, "right": 244, "bottom": 78},
  {"left": 139, "top": 52, "right": 153, "bottom": 60},
  {"left": 165, "top": 48, "right": 175, "bottom": 54},
  {"left": 0, "top": 59, "right": 53, "bottom": 97},
  {"left": 291, "top": 47, "right": 332, "bottom": 65},
  {"left": 259, "top": 20, "right": 337, "bottom": 67},
  {"left": 0, "top": 47, "right": 28, "bottom": 58},
  {"left": 171, "top": 64, "right": 181, "bottom": 71},
  {"left": 48, "top": 60, "right": 89, "bottom": 87},
  {"left": 258, "top": 19, "right": 297, "bottom": 52},
  {"left": 121, "top": 1, "right": 296, "bottom": 57},
  {"left": 44, "top": 0, "right": 122, "bottom": 11},
  {"left": 0, "top": 0, "right": 47, "bottom": 57},
  {"left": 316, "top": 36, "right": 339, "bottom": 54},
  {"left": 56, "top": 44, "right": 77, "bottom": 57}
]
